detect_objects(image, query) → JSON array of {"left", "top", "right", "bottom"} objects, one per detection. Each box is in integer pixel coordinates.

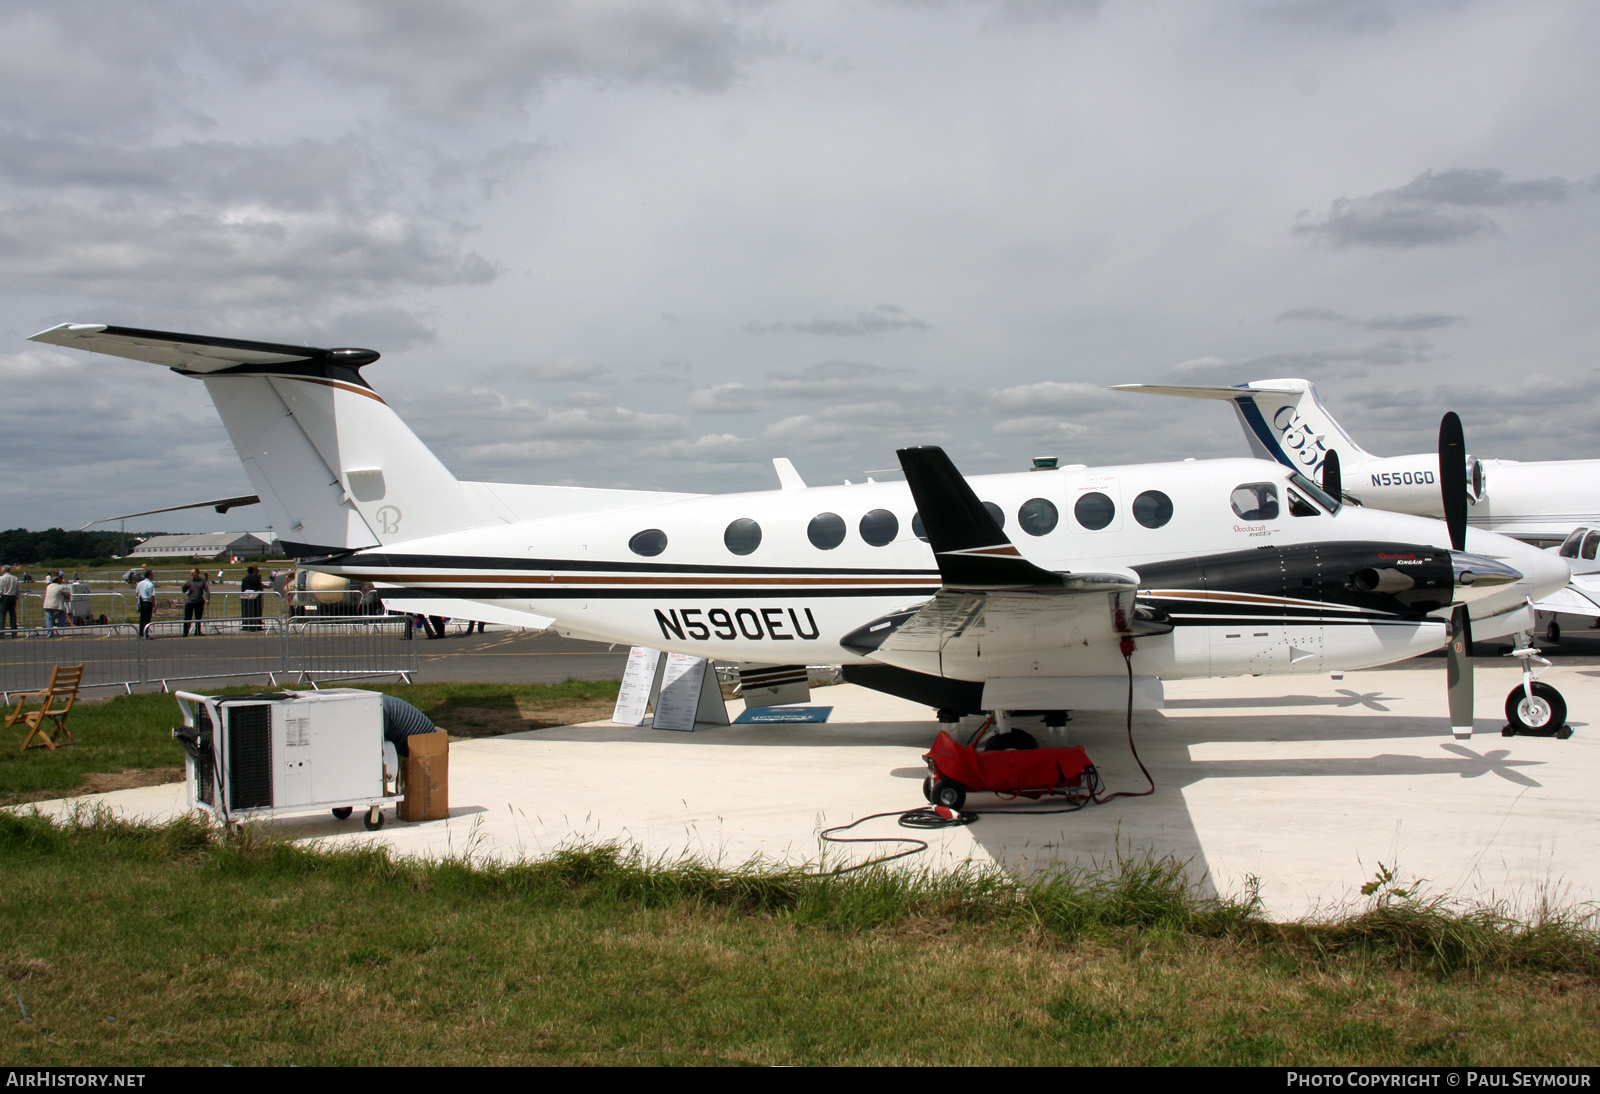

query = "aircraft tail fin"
[
  {"left": 1114, "top": 378, "right": 1376, "bottom": 472},
  {"left": 30, "top": 323, "right": 482, "bottom": 556}
]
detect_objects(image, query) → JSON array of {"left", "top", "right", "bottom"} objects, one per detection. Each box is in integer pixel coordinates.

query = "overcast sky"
[{"left": 3, "top": 0, "right": 1597, "bottom": 534}]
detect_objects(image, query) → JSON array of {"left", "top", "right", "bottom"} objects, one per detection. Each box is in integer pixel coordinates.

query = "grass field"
[{"left": 0, "top": 811, "right": 1596, "bottom": 1066}]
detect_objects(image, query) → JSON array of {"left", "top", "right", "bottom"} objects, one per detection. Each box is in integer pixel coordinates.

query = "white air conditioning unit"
[{"left": 175, "top": 688, "right": 401, "bottom": 828}]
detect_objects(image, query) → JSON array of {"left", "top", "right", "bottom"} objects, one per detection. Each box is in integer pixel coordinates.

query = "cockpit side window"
[
  {"left": 1560, "top": 529, "right": 1587, "bottom": 558},
  {"left": 1287, "top": 489, "right": 1319, "bottom": 518},
  {"left": 1583, "top": 531, "right": 1599, "bottom": 561},
  {"left": 1230, "top": 483, "right": 1279, "bottom": 521}
]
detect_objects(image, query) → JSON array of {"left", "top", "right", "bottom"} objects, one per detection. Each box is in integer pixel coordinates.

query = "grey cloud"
[
  {"left": 1295, "top": 169, "right": 1584, "bottom": 249},
  {"left": 287, "top": 0, "right": 761, "bottom": 120},
  {"left": 886, "top": 0, "right": 1104, "bottom": 23},
  {"left": 988, "top": 380, "right": 1115, "bottom": 413},
  {"left": 0, "top": 134, "right": 497, "bottom": 307},
  {"left": 301, "top": 308, "right": 437, "bottom": 353},
  {"left": 1168, "top": 338, "right": 1435, "bottom": 383},
  {"left": 1391, "top": 168, "right": 1575, "bottom": 209},
  {"left": 0, "top": 199, "right": 495, "bottom": 306},
  {"left": 687, "top": 383, "right": 771, "bottom": 413},
  {"left": 1245, "top": 0, "right": 1395, "bottom": 35},
  {"left": 499, "top": 359, "right": 611, "bottom": 383},
  {"left": 1275, "top": 307, "right": 1464, "bottom": 332},
  {"left": 745, "top": 304, "right": 930, "bottom": 337},
  {"left": 431, "top": 142, "right": 552, "bottom": 201}
]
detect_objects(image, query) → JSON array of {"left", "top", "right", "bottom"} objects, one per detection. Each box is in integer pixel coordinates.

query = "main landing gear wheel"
[
  {"left": 981, "top": 729, "right": 1038, "bottom": 751},
  {"left": 363, "top": 806, "right": 385, "bottom": 831},
  {"left": 1504, "top": 682, "right": 1568, "bottom": 737},
  {"left": 1545, "top": 620, "right": 1562, "bottom": 644},
  {"left": 930, "top": 780, "right": 967, "bottom": 811},
  {"left": 331, "top": 806, "right": 353, "bottom": 820}
]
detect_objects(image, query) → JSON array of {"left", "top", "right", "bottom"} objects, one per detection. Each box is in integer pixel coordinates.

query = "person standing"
[
  {"left": 0, "top": 565, "right": 18, "bottom": 635},
  {"left": 42, "top": 572, "right": 70, "bottom": 637},
  {"left": 181, "top": 568, "right": 210, "bottom": 636},
  {"left": 135, "top": 568, "right": 156, "bottom": 638},
  {"left": 240, "top": 565, "right": 264, "bottom": 632}
]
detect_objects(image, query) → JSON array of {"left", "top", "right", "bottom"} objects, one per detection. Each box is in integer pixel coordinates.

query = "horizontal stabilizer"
[
  {"left": 1113, "top": 381, "right": 1304, "bottom": 400},
  {"left": 30, "top": 324, "right": 379, "bottom": 376},
  {"left": 83, "top": 495, "right": 260, "bottom": 527}
]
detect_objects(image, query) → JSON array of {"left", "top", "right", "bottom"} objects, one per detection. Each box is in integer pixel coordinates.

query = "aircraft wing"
[
  {"left": 1531, "top": 574, "right": 1600, "bottom": 621},
  {"left": 29, "top": 323, "right": 378, "bottom": 373},
  {"left": 841, "top": 447, "right": 1148, "bottom": 669}
]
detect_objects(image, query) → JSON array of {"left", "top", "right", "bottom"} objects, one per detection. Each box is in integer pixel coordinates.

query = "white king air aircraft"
[{"left": 31, "top": 324, "right": 1574, "bottom": 738}]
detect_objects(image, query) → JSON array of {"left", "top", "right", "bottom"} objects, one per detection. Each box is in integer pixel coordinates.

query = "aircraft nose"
[{"left": 1516, "top": 542, "right": 1572, "bottom": 601}]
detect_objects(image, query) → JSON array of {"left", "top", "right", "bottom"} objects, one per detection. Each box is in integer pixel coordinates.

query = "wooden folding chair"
[{"left": 6, "top": 663, "right": 83, "bottom": 751}]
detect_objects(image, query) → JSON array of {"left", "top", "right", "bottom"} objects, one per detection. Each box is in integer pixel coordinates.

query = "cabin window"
[
  {"left": 912, "top": 513, "right": 928, "bottom": 542},
  {"left": 1073, "top": 492, "right": 1115, "bottom": 531},
  {"left": 629, "top": 529, "right": 668, "bottom": 557},
  {"left": 808, "top": 512, "right": 847, "bottom": 550},
  {"left": 982, "top": 501, "right": 1006, "bottom": 529},
  {"left": 1584, "top": 531, "right": 1600, "bottom": 562},
  {"left": 1230, "top": 483, "right": 1279, "bottom": 521},
  {"left": 1018, "top": 498, "right": 1059, "bottom": 536},
  {"left": 859, "top": 509, "right": 898, "bottom": 547},
  {"left": 1132, "top": 490, "right": 1173, "bottom": 529},
  {"left": 1559, "top": 529, "right": 1586, "bottom": 558},
  {"left": 724, "top": 518, "right": 762, "bottom": 556}
]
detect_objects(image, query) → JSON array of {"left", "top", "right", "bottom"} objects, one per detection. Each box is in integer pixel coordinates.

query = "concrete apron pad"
[{"left": 17, "top": 659, "right": 1600, "bottom": 921}]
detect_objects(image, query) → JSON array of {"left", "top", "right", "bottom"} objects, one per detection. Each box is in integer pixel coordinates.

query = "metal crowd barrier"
[{"left": 0, "top": 614, "right": 418, "bottom": 701}]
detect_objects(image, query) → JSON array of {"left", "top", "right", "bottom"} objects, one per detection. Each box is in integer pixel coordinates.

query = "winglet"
[{"left": 897, "top": 446, "right": 1064, "bottom": 589}]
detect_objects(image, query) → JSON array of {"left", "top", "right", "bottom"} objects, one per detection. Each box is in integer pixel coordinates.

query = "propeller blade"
[
  {"left": 1320, "top": 448, "right": 1342, "bottom": 501},
  {"left": 1447, "top": 606, "right": 1474, "bottom": 739},
  {"left": 1439, "top": 412, "right": 1468, "bottom": 552}
]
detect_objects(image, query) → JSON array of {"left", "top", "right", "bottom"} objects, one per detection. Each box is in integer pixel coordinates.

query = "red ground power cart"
[{"left": 921, "top": 729, "right": 1100, "bottom": 811}]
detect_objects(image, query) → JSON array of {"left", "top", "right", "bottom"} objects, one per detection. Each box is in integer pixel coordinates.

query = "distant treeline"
[{"left": 0, "top": 528, "right": 168, "bottom": 565}]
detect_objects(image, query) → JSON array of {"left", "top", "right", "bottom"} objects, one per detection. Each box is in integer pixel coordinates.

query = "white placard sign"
[
  {"left": 652, "top": 652, "right": 729, "bottom": 732},
  {"left": 612, "top": 646, "right": 664, "bottom": 726}
]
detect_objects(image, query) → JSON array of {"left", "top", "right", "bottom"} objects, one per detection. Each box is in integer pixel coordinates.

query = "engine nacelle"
[{"left": 1344, "top": 455, "right": 1483, "bottom": 515}]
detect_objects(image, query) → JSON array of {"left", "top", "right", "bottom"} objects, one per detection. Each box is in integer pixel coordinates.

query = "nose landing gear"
[{"left": 1503, "top": 643, "right": 1572, "bottom": 739}]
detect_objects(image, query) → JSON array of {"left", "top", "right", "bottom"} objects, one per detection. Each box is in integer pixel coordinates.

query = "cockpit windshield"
[{"left": 1287, "top": 471, "right": 1341, "bottom": 515}]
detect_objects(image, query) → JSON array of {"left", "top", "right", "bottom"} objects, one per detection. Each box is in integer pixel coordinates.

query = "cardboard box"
[{"left": 398, "top": 731, "right": 449, "bottom": 822}]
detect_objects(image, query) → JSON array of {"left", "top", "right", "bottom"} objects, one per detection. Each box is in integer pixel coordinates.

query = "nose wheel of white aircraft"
[
  {"left": 1504, "top": 682, "right": 1569, "bottom": 737},
  {"left": 1502, "top": 644, "right": 1571, "bottom": 738}
]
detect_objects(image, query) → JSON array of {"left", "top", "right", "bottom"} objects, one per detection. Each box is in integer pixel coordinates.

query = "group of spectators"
[
  {"left": 0, "top": 563, "right": 491, "bottom": 638},
  {"left": 2, "top": 565, "right": 76, "bottom": 637}
]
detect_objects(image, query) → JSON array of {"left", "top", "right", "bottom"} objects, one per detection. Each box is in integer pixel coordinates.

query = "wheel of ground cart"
[
  {"left": 363, "top": 806, "right": 385, "bottom": 831},
  {"left": 930, "top": 779, "right": 966, "bottom": 811},
  {"left": 981, "top": 729, "right": 1038, "bottom": 751},
  {"left": 331, "top": 807, "right": 353, "bottom": 820},
  {"left": 1505, "top": 682, "right": 1566, "bottom": 734},
  {"left": 922, "top": 775, "right": 934, "bottom": 802}
]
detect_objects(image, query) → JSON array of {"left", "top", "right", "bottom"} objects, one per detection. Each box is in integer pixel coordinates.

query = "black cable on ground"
[
  {"left": 817, "top": 643, "right": 1155, "bottom": 870},
  {"left": 1090, "top": 642, "right": 1156, "bottom": 805}
]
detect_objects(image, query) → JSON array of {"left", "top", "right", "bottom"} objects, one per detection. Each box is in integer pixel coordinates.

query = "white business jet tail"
[
  {"left": 29, "top": 323, "right": 481, "bottom": 556},
  {"left": 1113, "top": 378, "right": 1377, "bottom": 474}
]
